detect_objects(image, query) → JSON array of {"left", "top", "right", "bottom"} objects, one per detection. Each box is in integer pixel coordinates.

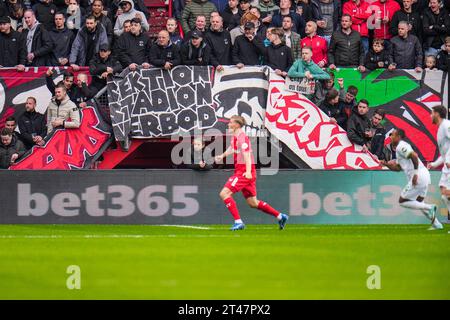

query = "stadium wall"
[{"left": 0, "top": 169, "right": 444, "bottom": 224}]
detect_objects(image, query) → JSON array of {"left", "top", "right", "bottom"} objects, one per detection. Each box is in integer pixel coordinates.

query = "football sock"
[
  {"left": 400, "top": 201, "right": 433, "bottom": 220},
  {"left": 224, "top": 197, "right": 240, "bottom": 220},
  {"left": 257, "top": 201, "right": 280, "bottom": 219}
]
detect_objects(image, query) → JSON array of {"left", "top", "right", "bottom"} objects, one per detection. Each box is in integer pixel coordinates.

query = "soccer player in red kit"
[{"left": 215, "top": 115, "right": 289, "bottom": 231}]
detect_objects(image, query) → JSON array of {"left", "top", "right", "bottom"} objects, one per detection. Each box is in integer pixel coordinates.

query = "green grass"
[{"left": 0, "top": 224, "right": 449, "bottom": 299}]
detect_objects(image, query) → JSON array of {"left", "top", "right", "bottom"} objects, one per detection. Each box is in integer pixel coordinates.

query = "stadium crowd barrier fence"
[
  {"left": 0, "top": 169, "right": 445, "bottom": 224},
  {"left": 2, "top": 66, "right": 447, "bottom": 170}
]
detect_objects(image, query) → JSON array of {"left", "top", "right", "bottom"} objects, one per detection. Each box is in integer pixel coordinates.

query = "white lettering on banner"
[
  {"left": 354, "top": 186, "right": 376, "bottom": 216},
  {"left": 51, "top": 193, "right": 81, "bottom": 217},
  {"left": 378, "top": 185, "right": 402, "bottom": 216},
  {"left": 289, "top": 183, "right": 321, "bottom": 216},
  {"left": 17, "top": 184, "right": 200, "bottom": 217},
  {"left": 137, "top": 185, "right": 169, "bottom": 216},
  {"left": 81, "top": 186, "right": 105, "bottom": 216},
  {"left": 172, "top": 186, "right": 199, "bottom": 217},
  {"left": 289, "top": 183, "right": 403, "bottom": 216},
  {"left": 108, "top": 185, "right": 135, "bottom": 217},
  {"left": 323, "top": 193, "right": 352, "bottom": 216},
  {"left": 18, "top": 184, "right": 49, "bottom": 216}
]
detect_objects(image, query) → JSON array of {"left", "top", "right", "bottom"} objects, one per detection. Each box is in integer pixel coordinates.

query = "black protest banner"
[{"left": 108, "top": 66, "right": 217, "bottom": 139}]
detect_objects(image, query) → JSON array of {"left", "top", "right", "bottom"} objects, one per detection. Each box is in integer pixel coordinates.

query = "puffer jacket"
[
  {"left": 328, "top": 28, "right": 365, "bottom": 67},
  {"left": 46, "top": 95, "right": 81, "bottom": 135},
  {"left": 0, "top": 29, "right": 27, "bottom": 67},
  {"left": 0, "top": 136, "right": 26, "bottom": 169},
  {"left": 181, "top": 0, "right": 218, "bottom": 34}
]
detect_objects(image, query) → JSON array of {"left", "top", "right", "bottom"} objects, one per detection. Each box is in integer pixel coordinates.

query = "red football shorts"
[{"left": 224, "top": 173, "right": 257, "bottom": 198}]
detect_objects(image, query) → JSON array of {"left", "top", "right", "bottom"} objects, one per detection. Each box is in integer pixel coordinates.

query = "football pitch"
[{"left": 0, "top": 224, "right": 449, "bottom": 299}]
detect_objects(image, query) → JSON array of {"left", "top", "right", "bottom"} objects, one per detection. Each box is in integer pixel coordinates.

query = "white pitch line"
[
  {"left": 0, "top": 234, "right": 239, "bottom": 239},
  {"left": 159, "top": 225, "right": 211, "bottom": 230}
]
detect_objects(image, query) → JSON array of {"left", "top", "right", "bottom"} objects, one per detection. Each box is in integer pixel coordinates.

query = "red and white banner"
[{"left": 265, "top": 72, "right": 381, "bottom": 169}]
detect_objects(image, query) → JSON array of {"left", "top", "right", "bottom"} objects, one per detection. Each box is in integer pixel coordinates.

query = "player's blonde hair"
[{"left": 230, "top": 115, "right": 246, "bottom": 128}]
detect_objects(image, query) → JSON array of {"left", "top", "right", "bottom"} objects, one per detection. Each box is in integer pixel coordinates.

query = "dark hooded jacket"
[{"left": 347, "top": 106, "right": 371, "bottom": 146}]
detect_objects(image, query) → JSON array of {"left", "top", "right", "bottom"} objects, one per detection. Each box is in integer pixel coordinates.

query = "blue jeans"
[
  {"left": 320, "top": 35, "right": 332, "bottom": 46},
  {"left": 361, "top": 37, "right": 369, "bottom": 55}
]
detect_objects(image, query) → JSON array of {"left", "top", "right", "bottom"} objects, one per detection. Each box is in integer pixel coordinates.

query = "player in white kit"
[
  {"left": 381, "top": 129, "right": 443, "bottom": 230},
  {"left": 428, "top": 105, "right": 450, "bottom": 227}
]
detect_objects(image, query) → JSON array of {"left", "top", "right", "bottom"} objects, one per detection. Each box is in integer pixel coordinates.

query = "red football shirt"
[{"left": 232, "top": 131, "right": 255, "bottom": 174}]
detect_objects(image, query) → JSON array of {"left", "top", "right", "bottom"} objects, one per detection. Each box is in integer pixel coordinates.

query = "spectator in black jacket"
[
  {"left": 205, "top": 15, "right": 232, "bottom": 70},
  {"left": 222, "top": 0, "right": 241, "bottom": 30},
  {"left": 347, "top": 99, "right": 372, "bottom": 151},
  {"left": 116, "top": 17, "right": 152, "bottom": 70},
  {"left": 436, "top": 36, "right": 450, "bottom": 71},
  {"left": 32, "top": 0, "right": 57, "bottom": 31},
  {"left": 319, "top": 88, "right": 345, "bottom": 126},
  {"left": 89, "top": 43, "right": 123, "bottom": 91},
  {"left": 389, "top": 0, "right": 422, "bottom": 42},
  {"left": 23, "top": 9, "right": 53, "bottom": 66},
  {"left": 422, "top": 0, "right": 450, "bottom": 57},
  {"left": 364, "top": 38, "right": 391, "bottom": 70},
  {"left": 183, "top": 137, "right": 213, "bottom": 171},
  {"left": 149, "top": 30, "right": 181, "bottom": 70},
  {"left": 0, "top": 16, "right": 26, "bottom": 70},
  {"left": 48, "top": 12, "right": 76, "bottom": 66},
  {"left": 183, "top": 15, "right": 207, "bottom": 43},
  {"left": 328, "top": 14, "right": 365, "bottom": 72},
  {"left": 180, "top": 30, "right": 212, "bottom": 65},
  {"left": 45, "top": 69, "right": 88, "bottom": 105},
  {"left": 18, "top": 97, "right": 47, "bottom": 149},
  {"left": 337, "top": 84, "right": 358, "bottom": 128},
  {"left": 232, "top": 21, "right": 264, "bottom": 67},
  {"left": 271, "top": 0, "right": 305, "bottom": 35},
  {"left": 388, "top": 21, "right": 423, "bottom": 72},
  {"left": 166, "top": 18, "right": 183, "bottom": 47},
  {"left": 0, "top": 128, "right": 26, "bottom": 169},
  {"left": 368, "top": 108, "right": 387, "bottom": 160},
  {"left": 90, "top": 0, "right": 114, "bottom": 46},
  {"left": 259, "top": 27, "right": 293, "bottom": 76}
]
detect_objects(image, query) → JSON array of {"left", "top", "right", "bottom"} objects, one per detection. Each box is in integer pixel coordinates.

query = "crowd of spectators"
[{"left": 0, "top": 0, "right": 449, "bottom": 167}]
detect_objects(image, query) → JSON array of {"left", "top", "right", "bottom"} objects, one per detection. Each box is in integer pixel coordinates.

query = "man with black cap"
[
  {"left": 116, "top": 17, "right": 152, "bottom": 70},
  {"left": 180, "top": 30, "right": 212, "bottom": 65},
  {"left": 232, "top": 21, "right": 263, "bottom": 68},
  {"left": 0, "top": 16, "right": 26, "bottom": 71},
  {"left": 89, "top": 43, "right": 123, "bottom": 92},
  {"left": 149, "top": 30, "right": 181, "bottom": 70}
]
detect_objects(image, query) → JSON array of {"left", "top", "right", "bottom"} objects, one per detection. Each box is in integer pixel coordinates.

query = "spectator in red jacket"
[
  {"left": 372, "top": 0, "right": 401, "bottom": 47},
  {"left": 343, "top": 0, "right": 371, "bottom": 54},
  {"left": 300, "top": 20, "right": 328, "bottom": 67}
]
